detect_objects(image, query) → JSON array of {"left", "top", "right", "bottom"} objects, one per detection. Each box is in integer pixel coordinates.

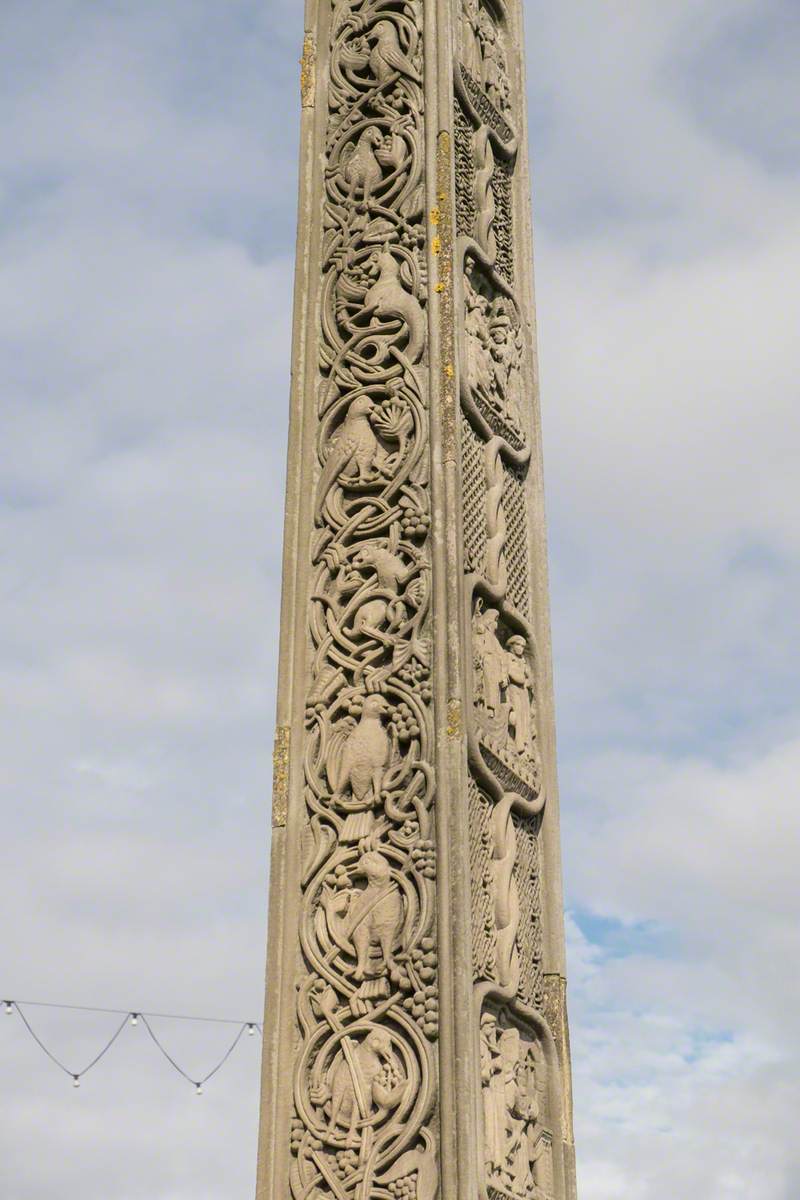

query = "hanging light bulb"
[
  {"left": 248, "top": 1023, "right": 255, "bottom": 1037},
  {"left": 72, "top": 1075, "right": 81, "bottom": 1089},
  {"left": 195, "top": 1083, "right": 203, "bottom": 1096},
  {"left": 130, "top": 1013, "right": 138, "bottom": 1026},
  {"left": 4, "top": 1001, "right": 12, "bottom": 1015}
]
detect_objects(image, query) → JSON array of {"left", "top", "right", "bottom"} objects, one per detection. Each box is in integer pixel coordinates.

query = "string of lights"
[{"left": 2, "top": 999, "right": 262, "bottom": 1094}]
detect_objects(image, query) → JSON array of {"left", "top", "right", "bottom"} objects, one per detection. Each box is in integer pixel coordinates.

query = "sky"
[{"left": 0, "top": 1, "right": 798, "bottom": 1197}]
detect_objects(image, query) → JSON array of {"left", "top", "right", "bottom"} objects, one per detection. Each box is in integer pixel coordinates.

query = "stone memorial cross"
[{"left": 256, "top": 4, "right": 577, "bottom": 1198}]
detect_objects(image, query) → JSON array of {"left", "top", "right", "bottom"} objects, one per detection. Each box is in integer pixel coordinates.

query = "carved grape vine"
[{"left": 291, "top": 4, "right": 438, "bottom": 1199}]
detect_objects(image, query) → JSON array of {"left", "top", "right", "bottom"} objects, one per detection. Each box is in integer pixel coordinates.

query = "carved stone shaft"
[{"left": 256, "top": 3, "right": 577, "bottom": 1199}]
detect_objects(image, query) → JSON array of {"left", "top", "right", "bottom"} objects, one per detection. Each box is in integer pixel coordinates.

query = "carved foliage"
[{"left": 292, "top": 4, "right": 437, "bottom": 1197}]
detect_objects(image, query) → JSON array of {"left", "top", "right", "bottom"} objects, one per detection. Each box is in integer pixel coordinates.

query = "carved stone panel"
[
  {"left": 289, "top": 4, "right": 438, "bottom": 1197},
  {"left": 501, "top": 464, "right": 530, "bottom": 617},
  {"left": 512, "top": 814, "right": 544, "bottom": 1010},
  {"left": 472, "top": 601, "right": 540, "bottom": 799},
  {"left": 463, "top": 260, "right": 527, "bottom": 452},
  {"left": 480, "top": 1003, "right": 555, "bottom": 1200}
]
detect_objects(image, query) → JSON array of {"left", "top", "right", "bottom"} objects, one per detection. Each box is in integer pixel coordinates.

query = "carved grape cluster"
[
  {"left": 336, "top": 1148, "right": 360, "bottom": 1176},
  {"left": 387, "top": 1175, "right": 416, "bottom": 1198},
  {"left": 375, "top": 1059, "right": 403, "bottom": 1091},
  {"left": 291, "top": 1115, "right": 321, "bottom": 1156},
  {"left": 390, "top": 701, "right": 420, "bottom": 743},
  {"left": 410, "top": 838, "right": 435, "bottom": 879},
  {"left": 399, "top": 495, "right": 431, "bottom": 540},
  {"left": 413, "top": 938, "right": 437, "bottom": 983},
  {"left": 395, "top": 657, "right": 429, "bottom": 686},
  {"left": 324, "top": 861, "right": 351, "bottom": 890},
  {"left": 397, "top": 936, "right": 437, "bottom": 994},
  {"left": 398, "top": 816, "right": 420, "bottom": 840},
  {"left": 403, "top": 982, "right": 438, "bottom": 1040}
]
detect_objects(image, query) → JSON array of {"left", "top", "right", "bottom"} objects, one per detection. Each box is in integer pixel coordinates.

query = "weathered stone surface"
[{"left": 256, "top": 4, "right": 576, "bottom": 1198}]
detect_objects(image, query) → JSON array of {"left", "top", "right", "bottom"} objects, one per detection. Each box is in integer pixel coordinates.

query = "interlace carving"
[
  {"left": 501, "top": 464, "right": 529, "bottom": 616},
  {"left": 454, "top": 98, "right": 477, "bottom": 239},
  {"left": 490, "top": 156, "right": 514, "bottom": 284},
  {"left": 461, "top": 415, "right": 489, "bottom": 576},
  {"left": 469, "top": 777, "right": 497, "bottom": 982},
  {"left": 513, "top": 815, "right": 544, "bottom": 1009},
  {"left": 292, "top": 4, "right": 438, "bottom": 1197}
]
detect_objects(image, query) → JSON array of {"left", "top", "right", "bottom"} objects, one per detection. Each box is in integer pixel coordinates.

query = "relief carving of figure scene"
[
  {"left": 459, "top": 0, "right": 512, "bottom": 118},
  {"left": 472, "top": 601, "right": 540, "bottom": 796},
  {"left": 463, "top": 263, "right": 527, "bottom": 450},
  {"left": 481, "top": 1010, "right": 554, "bottom": 1200}
]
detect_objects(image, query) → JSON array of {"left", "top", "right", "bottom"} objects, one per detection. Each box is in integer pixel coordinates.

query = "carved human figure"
[
  {"left": 480, "top": 1012, "right": 506, "bottom": 1171},
  {"left": 479, "top": 299, "right": 524, "bottom": 434},
  {"left": 506, "top": 634, "right": 534, "bottom": 755},
  {"left": 473, "top": 605, "right": 507, "bottom": 717},
  {"left": 481, "top": 1018, "right": 546, "bottom": 1198},
  {"left": 475, "top": 9, "right": 511, "bottom": 115},
  {"left": 499, "top": 1028, "right": 535, "bottom": 1192},
  {"left": 327, "top": 1027, "right": 406, "bottom": 1141},
  {"left": 460, "top": 0, "right": 482, "bottom": 78},
  {"left": 465, "top": 278, "right": 493, "bottom": 397}
]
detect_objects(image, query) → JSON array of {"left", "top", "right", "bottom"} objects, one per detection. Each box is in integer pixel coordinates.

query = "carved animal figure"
[
  {"left": 369, "top": 20, "right": 421, "bottom": 86},
  {"left": 341, "top": 126, "right": 384, "bottom": 204},
  {"left": 327, "top": 1027, "right": 404, "bottom": 1137},
  {"left": 364, "top": 247, "right": 425, "bottom": 363},
  {"left": 315, "top": 395, "right": 379, "bottom": 521},
  {"left": 347, "top": 535, "right": 414, "bottom": 645},
  {"left": 327, "top": 694, "right": 390, "bottom": 806},
  {"left": 346, "top": 850, "right": 404, "bottom": 980}
]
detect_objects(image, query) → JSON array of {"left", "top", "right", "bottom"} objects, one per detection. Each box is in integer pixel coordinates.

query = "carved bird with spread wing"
[
  {"left": 368, "top": 19, "right": 421, "bottom": 86},
  {"left": 315, "top": 394, "right": 379, "bottom": 522},
  {"left": 326, "top": 694, "right": 391, "bottom": 810}
]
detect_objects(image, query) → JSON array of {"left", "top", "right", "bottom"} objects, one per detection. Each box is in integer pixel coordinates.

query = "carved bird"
[
  {"left": 341, "top": 126, "right": 384, "bottom": 203},
  {"left": 315, "top": 395, "right": 379, "bottom": 522},
  {"left": 326, "top": 694, "right": 391, "bottom": 807},
  {"left": 368, "top": 19, "right": 421, "bottom": 86}
]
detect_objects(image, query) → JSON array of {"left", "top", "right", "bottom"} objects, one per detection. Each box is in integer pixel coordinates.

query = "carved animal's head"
[
  {"left": 352, "top": 543, "right": 379, "bottom": 570},
  {"left": 366, "top": 245, "right": 396, "bottom": 277},
  {"left": 365, "top": 1027, "right": 393, "bottom": 1059},
  {"left": 361, "top": 126, "right": 383, "bottom": 147},
  {"left": 371, "top": 20, "right": 393, "bottom": 42},
  {"left": 362, "top": 694, "right": 389, "bottom": 719},
  {"left": 348, "top": 394, "right": 373, "bottom": 417},
  {"left": 358, "top": 849, "right": 391, "bottom": 886}
]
